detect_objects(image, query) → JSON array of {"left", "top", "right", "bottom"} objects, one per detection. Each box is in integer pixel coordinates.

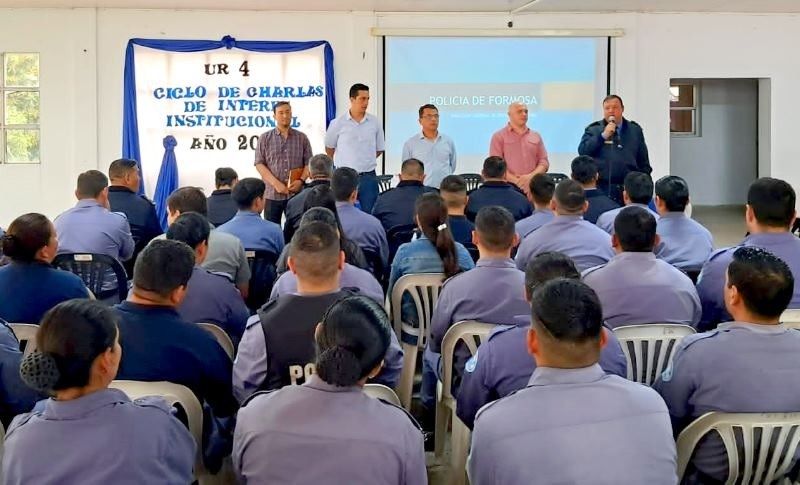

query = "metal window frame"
[
  {"left": 670, "top": 80, "right": 700, "bottom": 138},
  {"left": 1, "top": 52, "right": 41, "bottom": 164}
]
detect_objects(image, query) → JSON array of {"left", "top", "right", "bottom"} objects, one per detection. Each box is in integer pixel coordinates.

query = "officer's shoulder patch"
[
  {"left": 376, "top": 398, "right": 422, "bottom": 430},
  {"left": 241, "top": 389, "right": 278, "bottom": 408}
]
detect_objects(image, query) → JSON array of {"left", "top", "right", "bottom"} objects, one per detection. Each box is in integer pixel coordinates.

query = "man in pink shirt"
[{"left": 489, "top": 102, "right": 550, "bottom": 196}]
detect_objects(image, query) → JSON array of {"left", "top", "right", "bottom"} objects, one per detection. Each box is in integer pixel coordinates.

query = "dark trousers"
[
  {"left": 265, "top": 199, "right": 288, "bottom": 225},
  {"left": 357, "top": 170, "right": 379, "bottom": 214}
]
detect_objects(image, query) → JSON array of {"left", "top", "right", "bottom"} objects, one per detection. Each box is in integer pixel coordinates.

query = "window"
[
  {"left": 1, "top": 53, "right": 40, "bottom": 164},
  {"left": 670, "top": 81, "right": 699, "bottom": 136}
]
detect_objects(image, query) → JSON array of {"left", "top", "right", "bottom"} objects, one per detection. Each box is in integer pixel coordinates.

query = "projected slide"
[{"left": 384, "top": 37, "right": 608, "bottom": 177}]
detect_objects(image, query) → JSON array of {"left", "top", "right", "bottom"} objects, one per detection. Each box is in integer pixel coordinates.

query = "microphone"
[{"left": 608, "top": 115, "right": 620, "bottom": 146}]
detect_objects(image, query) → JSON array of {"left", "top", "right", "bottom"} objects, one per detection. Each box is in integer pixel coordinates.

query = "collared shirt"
[
  {"left": 269, "top": 263, "right": 384, "bottom": 305},
  {"left": 515, "top": 215, "right": 614, "bottom": 272},
  {"left": 596, "top": 202, "right": 660, "bottom": 235},
  {"left": 3, "top": 388, "right": 195, "bottom": 485},
  {"left": 654, "top": 322, "right": 800, "bottom": 482},
  {"left": 515, "top": 209, "right": 554, "bottom": 239},
  {"left": 55, "top": 199, "right": 135, "bottom": 261},
  {"left": 283, "top": 179, "right": 330, "bottom": 241},
  {"left": 217, "top": 210, "right": 285, "bottom": 254},
  {"left": 254, "top": 128, "right": 313, "bottom": 201},
  {"left": 489, "top": 124, "right": 549, "bottom": 176},
  {"left": 158, "top": 229, "right": 252, "bottom": 287},
  {"left": 465, "top": 181, "right": 533, "bottom": 222},
  {"left": 696, "top": 232, "right": 800, "bottom": 329},
  {"left": 584, "top": 187, "right": 620, "bottom": 224},
  {"left": 655, "top": 212, "right": 714, "bottom": 271},
  {"left": 0, "top": 323, "right": 41, "bottom": 426},
  {"left": 447, "top": 214, "right": 474, "bottom": 248},
  {"left": 372, "top": 180, "right": 438, "bottom": 232},
  {"left": 324, "top": 112, "right": 385, "bottom": 172},
  {"left": 457, "top": 322, "right": 627, "bottom": 429},
  {"left": 583, "top": 252, "right": 702, "bottom": 328},
  {"left": 469, "top": 364, "right": 677, "bottom": 485},
  {"left": 402, "top": 131, "right": 457, "bottom": 188},
  {"left": 578, "top": 118, "right": 651, "bottom": 186},
  {"left": 0, "top": 261, "right": 88, "bottom": 324},
  {"left": 336, "top": 201, "right": 389, "bottom": 267},
  {"left": 107, "top": 185, "right": 162, "bottom": 251},
  {"left": 178, "top": 266, "right": 251, "bottom": 347},
  {"left": 276, "top": 239, "right": 369, "bottom": 274},
  {"left": 233, "top": 375, "right": 426, "bottom": 485},
  {"left": 207, "top": 189, "right": 238, "bottom": 226}
]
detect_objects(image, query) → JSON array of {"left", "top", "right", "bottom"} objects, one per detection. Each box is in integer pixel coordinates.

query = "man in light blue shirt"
[
  {"left": 324, "top": 83, "right": 385, "bottom": 213},
  {"left": 515, "top": 173, "right": 555, "bottom": 239},
  {"left": 596, "top": 171, "right": 659, "bottom": 234},
  {"left": 653, "top": 175, "right": 713, "bottom": 273},
  {"left": 401, "top": 103, "right": 457, "bottom": 189},
  {"left": 217, "top": 178, "right": 284, "bottom": 255}
]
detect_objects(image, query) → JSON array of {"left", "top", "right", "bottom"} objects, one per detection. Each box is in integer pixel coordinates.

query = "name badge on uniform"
[{"left": 604, "top": 140, "right": 613, "bottom": 145}]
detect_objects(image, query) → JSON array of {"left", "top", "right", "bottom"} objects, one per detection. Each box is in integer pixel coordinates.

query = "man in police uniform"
[
  {"left": 578, "top": 95, "right": 651, "bottom": 204},
  {"left": 515, "top": 174, "right": 555, "bottom": 239},
  {"left": 457, "top": 252, "right": 627, "bottom": 429},
  {"left": 232, "top": 222, "right": 402, "bottom": 403},
  {"left": 570, "top": 155, "right": 619, "bottom": 224},
  {"left": 465, "top": 156, "right": 532, "bottom": 222},
  {"left": 595, "top": 171, "right": 659, "bottom": 234},
  {"left": 656, "top": 247, "right": 800, "bottom": 484},
  {"left": 283, "top": 154, "right": 334, "bottom": 242},
  {"left": 468, "top": 278, "right": 676, "bottom": 484},
  {"left": 372, "top": 158, "right": 437, "bottom": 232}
]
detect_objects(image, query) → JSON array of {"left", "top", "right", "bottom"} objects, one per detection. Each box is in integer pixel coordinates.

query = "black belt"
[{"left": 359, "top": 170, "right": 376, "bottom": 176}]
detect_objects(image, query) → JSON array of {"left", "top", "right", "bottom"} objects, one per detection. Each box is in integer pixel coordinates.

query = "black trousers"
[{"left": 265, "top": 199, "right": 289, "bottom": 225}]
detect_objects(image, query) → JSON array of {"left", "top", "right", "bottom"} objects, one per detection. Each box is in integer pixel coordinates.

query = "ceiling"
[{"left": 1, "top": 0, "right": 800, "bottom": 13}]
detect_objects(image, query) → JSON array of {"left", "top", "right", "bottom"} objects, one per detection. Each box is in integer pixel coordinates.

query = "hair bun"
[
  {"left": 20, "top": 351, "right": 61, "bottom": 393},
  {"left": 316, "top": 346, "right": 362, "bottom": 387}
]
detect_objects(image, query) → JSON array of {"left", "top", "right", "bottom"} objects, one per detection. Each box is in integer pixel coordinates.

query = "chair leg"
[
  {"left": 434, "top": 383, "right": 449, "bottom": 459},
  {"left": 398, "top": 343, "right": 418, "bottom": 410},
  {"left": 449, "top": 415, "right": 470, "bottom": 485}
]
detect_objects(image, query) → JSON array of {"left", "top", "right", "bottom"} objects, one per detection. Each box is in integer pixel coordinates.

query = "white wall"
[
  {"left": 3, "top": 9, "right": 800, "bottom": 225},
  {"left": 671, "top": 79, "right": 758, "bottom": 205}
]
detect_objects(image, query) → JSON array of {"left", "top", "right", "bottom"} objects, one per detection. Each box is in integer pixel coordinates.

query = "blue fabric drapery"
[
  {"left": 153, "top": 136, "right": 179, "bottom": 232},
  {"left": 122, "top": 35, "right": 336, "bottom": 195}
]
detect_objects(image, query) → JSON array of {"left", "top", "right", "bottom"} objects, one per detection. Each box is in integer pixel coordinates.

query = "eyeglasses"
[{"left": 421, "top": 114, "right": 440, "bottom": 120}]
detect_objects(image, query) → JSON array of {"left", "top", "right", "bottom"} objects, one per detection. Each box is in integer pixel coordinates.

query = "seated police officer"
[
  {"left": 515, "top": 179, "right": 614, "bottom": 272},
  {"left": 468, "top": 278, "right": 677, "bottom": 485},
  {"left": 583, "top": 206, "right": 701, "bottom": 329},
  {"left": 457, "top": 251, "right": 627, "bottom": 429},
  {"left": 439, "top": 175, "right": 474, "bottom": 248},
  {"left": 372, "top": 158, "right": 437, "bottom": 232},
  {"left": 217, "top": 177, "right": 285, "bottom": 255},
  {"left": 284, "top": 154, "right": 334, "bottom": 242},
  {"left": 656, "top": 247, "right": 800, "bottom": 484},
  {"left": 515, "top": 174, "right": 555, "bottom": 239},
  {"left": 232, "top": 222, "right": 402, "bottom": 404},
  {"left": 570, "top": 155, "right": 620, "bottom": 224},
  {"left": 596, "top": 171, "right": 659, "bottom": 234},
  {"left": 465, "top": 156, "right": 532, "bottom": 222},
  {"left": 206, "top": 167, "right": 239, "bottom": 227}
]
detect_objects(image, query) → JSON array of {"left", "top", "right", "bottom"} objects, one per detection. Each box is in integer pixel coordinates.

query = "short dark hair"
[
  {"left": 167, "top": 187, "right": 207, "bottom": 216},
  {"left": 272, "top": 101, "right": 290, "bottom": 113},
  {"left": 215, "top": 167, "right": 238, "bottom": 188},
  {"left": 475, "top": 206, "right": 516, "bottom": 252},
  {"left": 571, "top": 155, "right": 599, "bottom": 185},
  {"left": 747, "top": 178, "right": 796, "bottom": 228},
  {"left": 440, "top": 175, "right": 467, "bottom": 194},
  {"left": 524, "top": 252, "right": 580, "bottom": 298},
  {"left": 727, "top": 246, "right": 794, "bottom": 318},
  {"left": 231, "top": 178, "right": 266, "bottom": 210},
  {"left": 602, "top": 94, "right": 624, "bottom": 108},
  {"left": 418, "top": 104, "right": 437, "bottom": 118},
  {"left": 614, "top": 206, "right": 657, "bottom": 252},
  {"left": 482, "top": 156, "right": 507, "bottom": 179},
  {"left": 553, "top": 179, "right": 586, "bottom": 214},
  {"left": 308, "top": 154, "right": 334, "bottom": 178},
  {"left": 76, "top": 170, "right": 109, "bottom": 198},
  {"left": 531, "top": 278, "right": 604, "bottom": 343},
  {"left": 655, "top": 175, "right": 690, "bottom": 212},
  {"left": 290, "top": 221, "right": 341, "bottom": 282},
  {"left": 300, "top": 207, "right": 338, "bottom": 229},
  {"left": 530, "top": 174, "right": 555, "bottom": 205},
  {"left": 108, "top": 159, "right": 138, "bottom": 180},
  {"left": 1, "top": 213, "right": 53, "bottom": 263},
  {"left": 166, "top": 212, "right": 210, "bottom": 250},
  {"left": 623, "top": 172, "right": 653, "bottom": 204},
  {"left": 133, "top": 239, "right": 195, "bottom": 298},
  {"left": 331, "top": 167, "right": 360, "bottom": 202},
  {"left": 401, "top": 158, "right": 425, "bottom": 177},
  {"left": 349, "top": 83, "right": 369, "bottom": 98}
]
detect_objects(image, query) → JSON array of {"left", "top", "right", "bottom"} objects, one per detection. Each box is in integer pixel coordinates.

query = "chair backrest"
[
  {"left": 10, "top": 323, "right": 39, "bottom": 358},
  {"left": 363, "top": 383, "right": 401, "bottom": 406},
  {"left": 386, "top": 223, "right": 417, "bottom": 264},
  {"left": 362, "top": 248, "right": 387, "bottom": 287},
  {"left": 390, "top": 273, "right": 444, "bottom": 347},
  {"left": 548, "top": 172, "right": 569, "bottom": 183},
  {"left": 676, "top": 411, "right": 800, "bottom": 484},
  {"left": 612, "top": 323, "right": 697, "bottom": 386},
  {"left": 440, "top": 321, "right": 496, "bottom": 400},
  {"left": 52, "top": 253, "right": 128, "bottom": 302},
  {"left": 458, "top": 173, "right": 483, "bottom": 192},
  {"left": 197, "top": 323, "right": 235, "bottom": 360},
  {"left": 244, "top": 249, "right": 279, "bottom": 311},
  {"left": 780, "top": 309, "right": 800, "bottom": 328},
  {"left": 377, "top": 174, "right": 393, "bottom": 193}
]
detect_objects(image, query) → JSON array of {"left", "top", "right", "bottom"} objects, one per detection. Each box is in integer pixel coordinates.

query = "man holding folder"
[{"left": 254, "top": 101, "right": 313, "bottom": 224}]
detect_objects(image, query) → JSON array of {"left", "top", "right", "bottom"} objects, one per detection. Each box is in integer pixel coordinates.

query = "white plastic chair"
[
  {"left": 676, "top": 412, "right": 800, "bottom": 484},
  {"left": 436, "top": 321, "right": 496, "bottom": 485},
  {"left": 363, "top": 383, "right": 401, "bottom": 407},
  {"left": 612, "top": 323, "right": 696, "bottom": 386},
  {"left": 390, "top": 273, "right": 445, "bottom": 409},
  {"left": 197, "top": 322, "right": 235, "bottom": 360},
  {"left": 109, "top": 380, "right": 212, "bottom": 483},
  {"left": 780, "top": 309, "right": 800, "bottom": 330},
  {"left": 10, "top": 323, "right": 39, "bottom": 358}
]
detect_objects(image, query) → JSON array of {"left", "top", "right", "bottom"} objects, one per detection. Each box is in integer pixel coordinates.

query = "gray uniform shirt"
[
  {"left": 156, "top": 228, "right": 251, "bottom": 286},
  {"left": 233, "top": 375, "right": 426, "bottom": 485},
  {"left": 515, "top": 215, "right": 615, "bottom": 272},
  {"left": 654, "top": 212, "right": 714, "bottom": 271},
  {"left": 582, "top": 252, "right": 702, "bottom": 328},
  {"left": 469, "top": 364, "right": 677, "bottom": 485},
  {"left": 270, "top": 262, "right": 384, "bottom": 305},
  {"left": 596, "top": 202, "right": 660, "bottom": 235},
  {"left": 54, "top": 199, "right": 135, "bottom": 261}
]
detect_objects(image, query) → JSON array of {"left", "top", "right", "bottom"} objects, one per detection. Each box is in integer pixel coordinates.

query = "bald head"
[{"left": 508, "top": 102, "right": 529, "bottom": 128}]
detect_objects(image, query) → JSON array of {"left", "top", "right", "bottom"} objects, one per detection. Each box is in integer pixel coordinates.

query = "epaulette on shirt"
[
  {"left": 110, "top": 211, "right": 129, "bottom": 221},
  {"left": 255, "top": 296, "right": 281, "bottom": 319},
  {"left": 208, "top": 270, "right": 235, "bottom": 283},
  {"left": 707, "top": 246, "right": 740, "bottom": 263},
  {"left": 474, "top": 384, "right": 528, "bottom": 422},
  {"left": 240, "top": 389, "right": 278, "bottom": 408},
  {"left": 587, "top": 120, "right": 603, "bottom": 128},
  {"left": 139, "top": 194, "right": 156, "bottom": 205},
  {"left": 5, "top": 410, "right": 40, "bottom": 437},
  {"left": 486, "top": 324, "right": 516, "bottom": 342},
  {"left": 581, "top": 263, "right": 608, "bottom": 278},
  {"left": 133, "top": 395, "right": 179, "bottom": 415},
  {"left": 676, "top": 329, "right": 721, "bottom": 352},
  {"left": 376, "top": 398, "right": 423, "bottom": 431}
]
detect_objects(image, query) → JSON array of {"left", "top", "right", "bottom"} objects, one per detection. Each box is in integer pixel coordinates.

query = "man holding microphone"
[{"left": 578, "top": 95, "right": 651, "bottom": 204}]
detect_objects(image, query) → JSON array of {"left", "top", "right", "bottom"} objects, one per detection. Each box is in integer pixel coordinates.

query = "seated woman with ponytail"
[
  {"left": 0, "top": 213, "right": 89, "bottom": 324},
  {"left": 233, "top": 295, "right": 426, "bottom": 485},
  {"left": 2, "top": 299, "right": 195, "bottom": 485}
]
